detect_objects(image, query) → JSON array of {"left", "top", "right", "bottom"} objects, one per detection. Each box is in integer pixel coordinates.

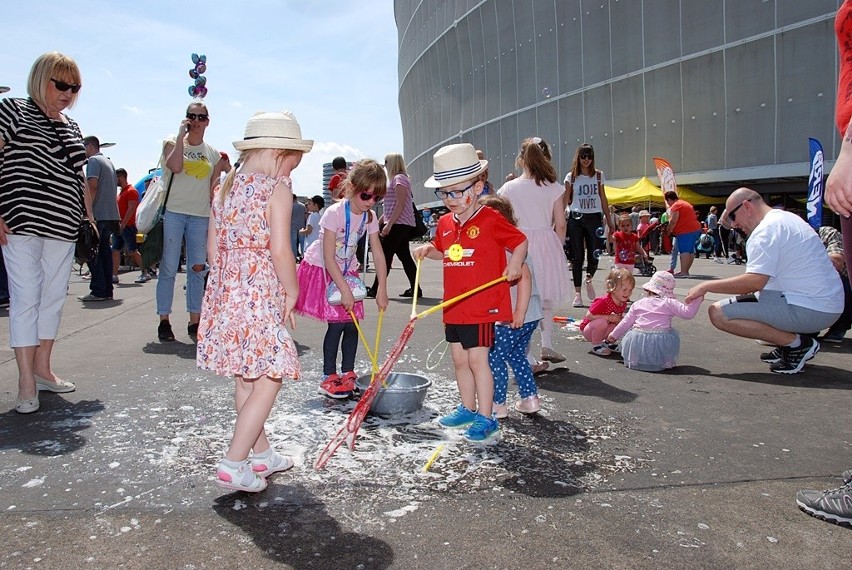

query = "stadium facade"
[{"left": 394, "top": 0, "right": 841, "bottom": 206}]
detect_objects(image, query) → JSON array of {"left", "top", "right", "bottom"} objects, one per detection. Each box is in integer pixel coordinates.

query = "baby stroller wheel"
[{"left": 640, "top": 263, "right": 656, "bottom": 277}]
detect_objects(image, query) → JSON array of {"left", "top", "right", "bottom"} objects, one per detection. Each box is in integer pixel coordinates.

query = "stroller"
[{"left": 634, "top": 254, "right": 656, "bottom": 277}]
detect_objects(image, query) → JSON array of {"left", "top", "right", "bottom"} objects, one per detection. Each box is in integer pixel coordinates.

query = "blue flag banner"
[{"left": 806, "top": 138, "right": 824, "bottom": 231}]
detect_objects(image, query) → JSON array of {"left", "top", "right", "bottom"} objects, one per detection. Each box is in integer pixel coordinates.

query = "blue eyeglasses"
[{"left": 434, "top": 183, "right": 474, "bottom": 200}]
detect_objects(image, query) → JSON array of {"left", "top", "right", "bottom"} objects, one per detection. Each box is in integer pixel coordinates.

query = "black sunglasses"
[
  {"left": 579, "top": 152, "right": 593, "bottom": 159},
  {"left": 727, "top": 198, "right": 753, "bottom": 223},
  {"left": 50, "top": 78, "right": 81, "bottom": 93},
  {"left": 359, "top": 191, "right": 382, "bottom": 203},
  {"left": 186, "top": 113, "right": 209, "bottom": 122}
]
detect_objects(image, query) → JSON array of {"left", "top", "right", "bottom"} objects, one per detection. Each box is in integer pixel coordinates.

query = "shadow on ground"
[
  {"left": 0, "top": 398, "right": 105, "bottom": 456},
  {"left": 213, "top": 483, "right": 394, "bottom": 569}
]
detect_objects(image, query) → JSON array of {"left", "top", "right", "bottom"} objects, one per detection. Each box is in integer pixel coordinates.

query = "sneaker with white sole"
[
  {"left": 759, "top": 346, "right": 783, "bottom": 363},
  {"left": 215, "top": 459, "right": 267, "bottom": 493},
  {"left": 438, "top": 404, "right": 477, "bottom": 428},
  {"left": 585, "top": 279, "right": 596, "bottom": 301},
  {"left": 318, "top": 373, "right": 352, "bottom": 399},
  {"left": 464, "top": 413, "right": 500, "bottom": 443},
  {"left": 572, "top": 292, "right": 583, "bottom": 308},
  {"left": 796, "top": 480, "right": 852, "bottom": 528},
  {"left": 251, "top": 449, "right": 294, "bottom": 478},
  {"left": 769, "top": 337, "right": 819, "bottom": 374}
]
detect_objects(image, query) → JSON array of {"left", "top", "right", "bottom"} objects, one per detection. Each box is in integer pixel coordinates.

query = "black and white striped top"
[{"left": 0, "top": 97, "right": 86, "bottom": 242}]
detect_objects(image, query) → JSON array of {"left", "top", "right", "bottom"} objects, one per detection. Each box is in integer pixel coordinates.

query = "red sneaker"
[
  {"left": 317, "top": 374, "right": 352, "bottom": 399},
  {"left": 339, "top": 371, "right": 359, "bottom": 395}
]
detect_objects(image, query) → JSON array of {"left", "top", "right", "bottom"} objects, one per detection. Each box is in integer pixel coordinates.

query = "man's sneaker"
[
  {"left": 318, "top": 374, "right": 352, "bottom": 399},
  {"left": 250, "top": 449, "right": 294, "bottom": 478},
  {"left": 463, "top": 413, "right": 500, "bottom": 443},
  {"left": 514, "top": 395, "right": 541, "bottom": 415},
  {"left": 769, "top": 337, "right": 819, "bottom": 375},
  {"left": 339, "top": 371, "right": 359, "bottom": 395},
  {"left": 215, "top": 459, "right": 267, "bottom": 493},
  {"left": 111, "top": 275, "right": 119, "bottom": 284},
  {"left": 135, "top": 272, "right": 152, "bottom": 283},
  {"left": 759, "top": 346, "right": 783, "bottom": 363},
  {"left": 438, "top": 404, "right": 477, "bottom": 428},
  {"left": 158, "top": 320, "right": 175, "bottom": 342},
  {"left": 795, "top": 480, "right": 852, "bottom": 528},
  {"left": 78, "top": 293, "right": 111, "bottom": 302},
  {"left": 842, "top": 470, "right": 852, "bottom": 485}
]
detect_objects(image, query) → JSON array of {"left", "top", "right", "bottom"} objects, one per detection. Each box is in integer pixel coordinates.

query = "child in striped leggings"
[{"left": 481, "top": 196, "right": 542, "bottom": 418}]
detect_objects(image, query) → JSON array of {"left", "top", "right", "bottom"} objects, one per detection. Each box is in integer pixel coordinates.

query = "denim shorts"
[{"left": 111, "top": 226, "right": 138, "bottom": 252}]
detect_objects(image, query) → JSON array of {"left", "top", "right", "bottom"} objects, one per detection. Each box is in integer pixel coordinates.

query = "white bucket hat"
[
  {"left": 425, "top": 143, "right": 488, "bottom": 188},
  {"left": 643, "top": 271, "right": 676, "bottom": 298},
  {"left": 233, "top": 111, "right": 313, "bottom": 153}
]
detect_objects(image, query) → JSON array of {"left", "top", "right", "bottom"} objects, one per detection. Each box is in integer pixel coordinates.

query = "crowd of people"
[{"left": 1, "top": 48, "right": 848, "bottom": 525}]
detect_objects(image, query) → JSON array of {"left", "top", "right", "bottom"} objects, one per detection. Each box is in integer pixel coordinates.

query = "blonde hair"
[
  {"left": 218, "top": 148, "right": 302, "bottom": 205},
  {"left": 479, "top": 195, "right": 517, "bottom": 225},
  {"left": 384, "top": 153, "right": 407, "bottom": 178},
  {"left": 604, "top": 268, "right": 635, "bottom": 293},
  {"left": 28, "top": 51, "right": 82, "bottom": 110}
]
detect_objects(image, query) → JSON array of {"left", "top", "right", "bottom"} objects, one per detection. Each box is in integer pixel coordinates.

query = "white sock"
[{"left": 786, "top": 335, "right": 801, "bottom": 349}]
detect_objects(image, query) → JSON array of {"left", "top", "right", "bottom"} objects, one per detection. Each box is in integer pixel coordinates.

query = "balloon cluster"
[{"left": 188, "top": 53, "right": 208, "bottom": 98}]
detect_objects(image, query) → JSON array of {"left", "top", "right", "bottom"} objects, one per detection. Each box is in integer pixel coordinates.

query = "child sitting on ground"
[
  {"left": 580, "top": 268, "right": 634, "bottom": 356},
  {"left": 612, "top": 214, "right": 648, "bottom": 273},
  {"left": 479, "top": 195, "right": 542, "bottom": 418},
  {"left": 605, "top": 271, "right": 703, "bottom": 371}
]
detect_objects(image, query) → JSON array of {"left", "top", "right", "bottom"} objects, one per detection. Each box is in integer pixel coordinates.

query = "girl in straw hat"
[
  {"left": 197, "top": 110, "right": 312, "bottom": 492},
  {"left": 295, "top": 159, "right": 389, "bottom": 400},
  {"left": 605, "top": 271, "right": 703, "bottom": 371},
  {"left": 414, "top": 143, "right": 528, "bottom": 443}
]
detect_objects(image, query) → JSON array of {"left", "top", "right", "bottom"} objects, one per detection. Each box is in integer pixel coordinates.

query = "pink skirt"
[{"left": 295, "top": 262, "right": 364, "bottom": 323}]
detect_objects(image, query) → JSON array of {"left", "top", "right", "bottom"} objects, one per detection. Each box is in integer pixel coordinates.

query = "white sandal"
[{"left": 15, "top": 396, "right": 39, "bottom": 414}]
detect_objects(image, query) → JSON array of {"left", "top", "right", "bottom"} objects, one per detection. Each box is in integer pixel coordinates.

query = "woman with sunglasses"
[
  {"left": 564, "top": 144, "right": 614, "bottom": 309},
  {"left": 366, "top": 153, "right": 421, "bottom": 299},
  {"left": 156, "top": 101, "right": 230, "bottom": 342},
  {"left": 0, "top": 52, "right": 93, "bottom": 413}
]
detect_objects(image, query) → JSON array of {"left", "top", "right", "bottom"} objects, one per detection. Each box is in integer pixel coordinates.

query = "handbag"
[
  {"left": 325, "top": 201, "right": 368, "bottom": 306},
  {"left": 410, "top": 202, "right": 428, "bottom": 240},
  {"left": 136, "top": 173, "right": 169, "bottom": 234},
  {"left": 75, "top": 220, "right": 98, "bottom": 261}
]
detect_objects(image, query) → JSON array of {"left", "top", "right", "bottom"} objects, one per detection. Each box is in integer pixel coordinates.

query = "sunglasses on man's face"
[
  {"left": 50, "top": 78, "right": 81, "bottom": 93},
  {"left": 727, "top": 198, "right": 753, "bottom": 223},
  {"left": 359, "top": 192, "right": 382, "bottom": 203},
  {"left": 186, "top": 113, "right": 209, "bottom": 122}
]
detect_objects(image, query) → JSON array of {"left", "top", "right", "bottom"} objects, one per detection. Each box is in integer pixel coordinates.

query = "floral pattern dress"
[{"left": 197, "top": 172, "right": 300, "bottom": 380}]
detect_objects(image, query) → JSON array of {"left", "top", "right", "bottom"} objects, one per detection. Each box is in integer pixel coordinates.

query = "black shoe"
[
  {"left": 759, "top": 346, "right": 783, "bottom": 363},
  {"left": 158, "top": 321, "right": 175, "bottom": 342},
  {"left": 187, "top": 322, "right": 199, "bottom": 339},
  {"left": 769, "top": 337, "right": 820, "bottom": 374},
  {"left": 365, "top": 287, "right": 377, "bottom": 299},
  {"left": 0, "top": 297, "right": 9, "bottom": 309},
  {"left": 400, "top": 287, "right": 423, "bottom": 299}
]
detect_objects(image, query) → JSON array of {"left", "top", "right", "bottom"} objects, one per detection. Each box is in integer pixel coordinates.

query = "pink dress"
[
  {"left": 197, "top": 173, "right": 300, "bottom": 380},
  {"left": 498, "top": 177, "right": 570, "bottom": 310}
]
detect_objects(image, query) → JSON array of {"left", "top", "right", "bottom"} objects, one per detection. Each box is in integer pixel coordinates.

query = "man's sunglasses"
[
  {"left": 51, "top": 78, "right": 81, "bottom": 93},
  {"left": 186, "top": 113, "right": 209, "bottom": 122},
  {"left": 359, "top": 192, "right": 382, "bottom": 203},
  {"left": 727, "top": 198, "right": 754, "bottom": 223},
  {"left": 434, "top": 183, "right": 474, "bottom": 200}
]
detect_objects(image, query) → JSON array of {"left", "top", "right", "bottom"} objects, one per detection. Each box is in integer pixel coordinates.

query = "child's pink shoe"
[
  {"left": 514, "top": 395, "right": 541, "bottom": 415},
  {"left": 216, "top": 460, "right": 267, "bottom": 493},
  {"left": 493, "top": 403, "right": 509, "bottom": 419}
]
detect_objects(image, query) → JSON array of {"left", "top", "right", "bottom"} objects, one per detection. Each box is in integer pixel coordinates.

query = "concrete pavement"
[{"left": 0, "top": 256, "right": 850, "bottom": 569}]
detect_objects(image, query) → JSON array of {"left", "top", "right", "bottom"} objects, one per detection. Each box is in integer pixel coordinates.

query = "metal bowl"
[{"left": 356, "top": 372, "right": 432, "bottom": 417}]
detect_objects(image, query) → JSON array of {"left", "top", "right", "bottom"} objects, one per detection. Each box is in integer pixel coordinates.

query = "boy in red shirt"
[
  {"left": 414, "top": 143, "right": 527, "bottom": 443},
  {"left": 112, "top": 168, "right": 148, "bottom": 284}
]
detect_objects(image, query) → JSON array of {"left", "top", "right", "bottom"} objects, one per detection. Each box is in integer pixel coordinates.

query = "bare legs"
[
  {"left": 225, "top": 375, "right": 282, "bottom": 462},
  {"left": 15, "top": 339, "right": 60, "bottom": 400}
]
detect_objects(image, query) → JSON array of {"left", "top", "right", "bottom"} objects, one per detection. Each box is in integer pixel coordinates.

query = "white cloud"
[{"left": 122, "top": 105, "right": 142, "bottom": 116}]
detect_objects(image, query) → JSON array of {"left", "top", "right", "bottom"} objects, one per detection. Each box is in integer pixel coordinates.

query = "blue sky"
[{"left": 0, "top": 1, "right": 403, "bottom": 197}]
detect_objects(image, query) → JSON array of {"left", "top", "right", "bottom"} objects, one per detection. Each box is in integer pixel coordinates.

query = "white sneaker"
[
  {"left": 572, "top": 293, "right": 583, "bottom": 308},
  {"left": 585, "top": 278, "right": 596, "bottom": 301}
]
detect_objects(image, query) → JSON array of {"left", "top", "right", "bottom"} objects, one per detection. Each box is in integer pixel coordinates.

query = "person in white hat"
[
  {"left": 604, "top": 270, "right": 704, "bottom": 371},
  {"left": 413, "top": 143, "right": 528, "bottom": 444},
  {"left": 197, "top": 110, "right": 312, "bottom": 493}
]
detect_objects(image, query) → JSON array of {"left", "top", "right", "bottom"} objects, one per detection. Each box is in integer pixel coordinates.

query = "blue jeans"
[{"left": 156, "top": 210, "right": 208, "bottom": 316}]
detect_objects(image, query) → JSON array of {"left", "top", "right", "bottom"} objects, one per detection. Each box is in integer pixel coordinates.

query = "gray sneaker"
[
  {"left": 796, "top": 480, "right": 852, "bottom": 528},
  {"left": 135, "top": 273, "right": 152, "bottom": 283}
]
